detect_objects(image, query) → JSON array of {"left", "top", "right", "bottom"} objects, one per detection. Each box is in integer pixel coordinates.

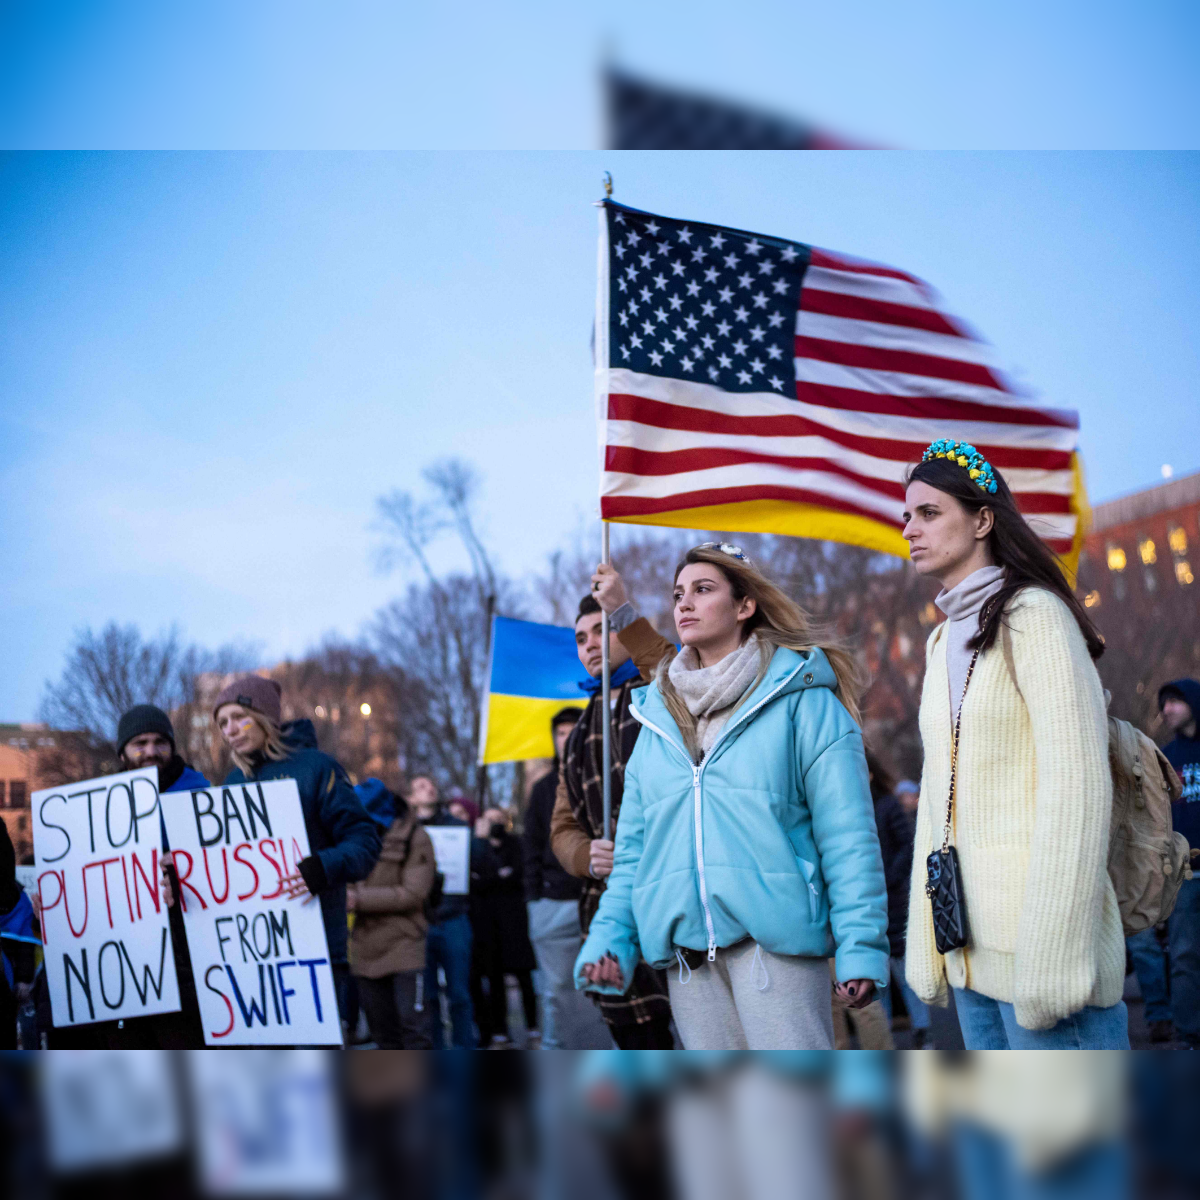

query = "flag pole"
[
  {"left": 601, "top": 520, "right": 612, "bottom": 841},
  {"left": 598, "top": 171, "right": 614, "bottom": 842}
]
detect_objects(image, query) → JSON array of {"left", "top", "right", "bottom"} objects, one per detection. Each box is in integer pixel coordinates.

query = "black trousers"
[
  {"left": 472, "top": 969, "right": 538, "bottom": 1043},
  {"left": 357, "top": 970, "right": 433, "bottom": 1049}
]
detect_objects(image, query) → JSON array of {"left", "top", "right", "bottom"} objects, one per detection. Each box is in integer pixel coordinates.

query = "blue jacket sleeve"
[
  {"left": 312, "top": 759, "right": 382, "bottom": 888},
  {"left": 799, "top": 692, "right": 890, "bottom": 988},
  {"left": 573, "top": 745, "right": 647, "bottom": 994}
]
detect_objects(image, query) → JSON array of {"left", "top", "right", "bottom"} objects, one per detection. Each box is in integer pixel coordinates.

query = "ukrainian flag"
[{"left": 478, "top": 615, "right": 590, "bottom": 764}]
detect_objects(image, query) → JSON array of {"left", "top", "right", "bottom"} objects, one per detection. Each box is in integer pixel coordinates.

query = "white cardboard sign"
[
  {"left": 40, "top": 1049, "right": 184, "bottom": 1172},
  {"left": 426, "top": 825, "right": 471, "bottom": 894},
  {"left": 186, "top": 1050, "right": 345, "bottom": 1195},
  {"left": 161, "top": 778, "right": 342, "bottom": 1046},
  {"left": 32, "top": 767, "right": 181, "bottom": 1027}
]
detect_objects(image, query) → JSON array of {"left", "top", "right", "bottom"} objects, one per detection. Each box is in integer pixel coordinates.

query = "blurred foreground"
[{"left": 0, "top": 1050, "right": 1196, "bottom": 1200}]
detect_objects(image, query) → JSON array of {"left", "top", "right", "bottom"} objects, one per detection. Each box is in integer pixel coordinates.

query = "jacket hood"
[
  {"left": 281, "top": 718, "right": 319, "bottom": 750},
  {"left": 632, "top": 644, "right": 837, "bottom": 752},
  {"left": 1160, "top": 679, "right": 1200, "bottom": 736},
  {"left": 355, "top": 777, "right": 397, "bottom": 832}
]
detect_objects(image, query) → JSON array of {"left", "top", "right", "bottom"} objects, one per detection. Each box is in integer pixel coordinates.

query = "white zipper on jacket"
[{"left": 632, "top": 661, "right": 807, "bottom": 962}]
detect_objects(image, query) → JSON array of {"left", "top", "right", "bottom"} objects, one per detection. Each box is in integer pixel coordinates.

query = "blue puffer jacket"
[
  {"left": 224, "top": 720, "right": 381, "bottom": 965},
  {"left": 574, "top": 645, "right": 890, "bottom": 993}
]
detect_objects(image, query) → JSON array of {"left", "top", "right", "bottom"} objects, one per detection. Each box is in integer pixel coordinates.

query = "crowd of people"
[{"left": 2, "top": 438, "right": 1198, "bottom": 1050}]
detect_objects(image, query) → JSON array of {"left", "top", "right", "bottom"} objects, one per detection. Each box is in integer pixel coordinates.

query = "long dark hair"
[{"left": 906, "top": 457, "right": 1104, "bottom": 660}]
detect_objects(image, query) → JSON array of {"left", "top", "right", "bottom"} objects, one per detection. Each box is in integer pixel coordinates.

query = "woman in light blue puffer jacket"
[{"left": 575, "top": 543, "right": 889, "bottom": 1049}]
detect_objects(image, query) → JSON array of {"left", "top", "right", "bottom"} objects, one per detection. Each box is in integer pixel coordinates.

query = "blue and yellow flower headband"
[{"left": 922, "top": 438, "right": 998, "bottom": 494}]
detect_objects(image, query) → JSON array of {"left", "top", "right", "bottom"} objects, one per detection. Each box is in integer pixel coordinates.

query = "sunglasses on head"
[{"left": 696, "top": 541, "right": 752, "bottom": 566}]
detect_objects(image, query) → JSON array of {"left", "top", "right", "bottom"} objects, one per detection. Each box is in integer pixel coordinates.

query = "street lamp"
[{"left": 360, "top": 702, "right": 372, "bottom": 717}]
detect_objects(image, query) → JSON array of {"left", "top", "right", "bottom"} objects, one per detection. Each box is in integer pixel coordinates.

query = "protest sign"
[
  {"left": 33, "top": 767, "right": 181, "bottom": 1027},
  {"left": 161, "top": 778, "right": 342, "bottom": 1046},
  {"left": 187, "top": 1050, "right": 344, "bottom": 1195},
  {"left": 41, "top": 1049, "right": 183, "bottom": 1173},
  {"left": 426, "top": 825, "right": 470, "bottom": 894}
]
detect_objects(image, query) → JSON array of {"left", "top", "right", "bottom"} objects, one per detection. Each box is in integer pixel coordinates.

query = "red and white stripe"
[{"left": 599, "top": 244, "right": 1080, "bottom": 554}]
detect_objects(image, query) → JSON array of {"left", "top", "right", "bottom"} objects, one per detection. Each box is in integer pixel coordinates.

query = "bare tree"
[
  {"left": 37, "top": 623, "right": 257, "bottom": 785},
  {"left": 373, "top": 458, "right": 517, "bottom": 799}
]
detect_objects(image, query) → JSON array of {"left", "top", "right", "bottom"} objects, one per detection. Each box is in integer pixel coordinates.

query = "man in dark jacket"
[
  {"left": 411, "top": 775, "right": 483, "bottom": 1048},
  {"left": 1160, "top": 679, "right": 1200, "bottom": 1047},
  {"left": 524, "top": 709, "right": 610, "bottom": 1048}
]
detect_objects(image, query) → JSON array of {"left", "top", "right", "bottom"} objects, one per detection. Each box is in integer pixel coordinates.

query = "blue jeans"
[
  {"left": 879, "top": 954, "right": 931, "bottom": 1031},
  {"left": 1126, "top": 927, "right": 1171, "bottom": 1023},
  {"left": 953, "top": 987, "right": 1129, "bottom": 1049},
  {"left": 1168, "top": 875, "right": 1200, "bottom": 1043},
  {"left": 952, "top": 1122, "right": 1129, "bottom": 1200},
  {"left": 424, "top": 913, "right": 476, "bottom": 1049}
]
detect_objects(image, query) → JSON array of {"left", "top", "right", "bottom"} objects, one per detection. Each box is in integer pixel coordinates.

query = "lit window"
[
  {"left": 1106, "top": 545, "right": 1126, "bottom": 572},
  {"left": 315, "top": 705, "right": 327, "bottom": 718},
  {"left": 1083, "top": 590, "right": 1101, "bottom": 608},
  {"left": 918, "top": 601, "right": 937, "bottom": 627},
  {"left": 1139, "top": 538, "right": 1157, "bottom": 565},
  {"left": 1177, "top": 561, "right": 1195, "bottom": 586},
  {"left": 1169, "top": 525, "right": 1188, "bottom": 556}
]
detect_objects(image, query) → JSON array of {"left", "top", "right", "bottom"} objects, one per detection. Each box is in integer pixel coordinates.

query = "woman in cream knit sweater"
[{"left": 903, "top": 441, "right": 1128, "bottom": 1049}]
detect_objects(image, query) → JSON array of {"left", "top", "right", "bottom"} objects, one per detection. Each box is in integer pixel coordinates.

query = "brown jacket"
[
  {"left": 348, "top": 812, "right": 436, "bottom": 978},
  {"left": 550, "top": 616, "right": 674, "bottom": 878}
]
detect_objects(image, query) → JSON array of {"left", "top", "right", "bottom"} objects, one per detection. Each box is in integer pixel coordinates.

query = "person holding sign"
[
  {"left": 39, "top": 704, "right": 210, "bottom": 1049},
  {"left": 212, "top": 675, "right": 381, "bottom": 1023}
]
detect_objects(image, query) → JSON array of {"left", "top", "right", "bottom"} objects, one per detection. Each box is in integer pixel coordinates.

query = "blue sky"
[
  {"left": 2, "top": 151, "right": 1199, "bottom": 720},
  {"left": 0, "top": 2, "right": 1197, "bottom": 149}
]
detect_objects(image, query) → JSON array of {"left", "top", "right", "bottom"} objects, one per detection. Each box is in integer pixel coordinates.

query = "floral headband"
[
  {"left": 696, "top": 541, "right": 754, "bottom": 567},
  {"left": 922, "top": 438, "right": 998, "bottom": 494}
]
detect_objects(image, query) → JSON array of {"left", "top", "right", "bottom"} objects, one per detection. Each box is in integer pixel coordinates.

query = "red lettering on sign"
[
  {"left": 203, "top": 846, "right": 230, "bottom": 905},
  {"left": 172, "top": 848, "right": 208, "bottom": 911},
  {"left": 131, "top": 849, "right": 160, "bottom": 919},
  {"left": 232, "top": 842, "right": 261, "bottom": 902}
]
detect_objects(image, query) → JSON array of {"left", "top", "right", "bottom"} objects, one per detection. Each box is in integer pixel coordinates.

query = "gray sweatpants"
[{"left": 667, "top": 940, "right": 834, "bottom": 1050}]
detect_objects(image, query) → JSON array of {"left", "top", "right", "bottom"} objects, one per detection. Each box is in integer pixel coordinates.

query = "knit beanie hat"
[
  {"left": 116, "top": 704, "right": 176, "bottom": 756},
  {"left": 212, "top": 675, "right": 283, "bottom": 724}
]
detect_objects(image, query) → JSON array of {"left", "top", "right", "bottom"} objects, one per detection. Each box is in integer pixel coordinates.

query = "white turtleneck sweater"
[{"left": 935, "top": 565, "right": 1005, "bottom": 716}]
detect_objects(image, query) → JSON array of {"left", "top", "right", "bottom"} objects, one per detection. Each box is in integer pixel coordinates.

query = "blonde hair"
[
  {"left": 657, "top": 545, "right": 866, "bottom": 755},
  {"left": 220, "top": 707, "right": 291, "bottom": 777}
]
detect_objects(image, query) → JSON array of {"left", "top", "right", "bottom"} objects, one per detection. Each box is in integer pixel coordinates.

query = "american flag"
[{"left": 595, "top": 201, "right": 1082, "bottom": 559}]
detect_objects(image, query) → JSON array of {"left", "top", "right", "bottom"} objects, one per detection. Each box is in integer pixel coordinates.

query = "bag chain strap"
[{"left": 942, "top": 646, "right": 982, "bottom": 854}]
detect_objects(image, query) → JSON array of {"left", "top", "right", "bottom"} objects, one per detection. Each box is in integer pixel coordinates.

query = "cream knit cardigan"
[{"left": 904, "top": 587, "right": 1124, "bottom": 1031}]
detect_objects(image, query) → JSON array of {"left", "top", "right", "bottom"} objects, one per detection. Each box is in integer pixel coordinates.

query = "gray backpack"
[{"left": 997, "top": 622, "right": 1192, "bottom": 933}]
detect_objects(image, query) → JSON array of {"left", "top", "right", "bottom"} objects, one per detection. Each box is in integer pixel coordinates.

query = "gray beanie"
[{"left": 212, "top": 675, "right": 283, "bottom": 724}]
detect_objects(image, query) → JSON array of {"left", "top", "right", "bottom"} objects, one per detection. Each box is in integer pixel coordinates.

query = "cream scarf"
[{"left": 667, "top": 633, "right": 766, "bottom": 756}]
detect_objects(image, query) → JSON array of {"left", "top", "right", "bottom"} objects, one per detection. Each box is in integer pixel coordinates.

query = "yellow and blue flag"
[{"left": 478, "top": 615, "right": 591, "bottom": 764}]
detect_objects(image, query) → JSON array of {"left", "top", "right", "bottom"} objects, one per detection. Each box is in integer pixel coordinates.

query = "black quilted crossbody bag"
[{"left": 925, "top": 646, "right": 980, "bottom": 954}]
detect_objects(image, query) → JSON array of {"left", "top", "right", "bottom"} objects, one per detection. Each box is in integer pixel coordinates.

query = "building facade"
[
  {"left": 0, "top": 724, "right": 57, "bottom": 863},
  {"left": 1076, "top": 469, "right": 1200, "bottom": 729}
]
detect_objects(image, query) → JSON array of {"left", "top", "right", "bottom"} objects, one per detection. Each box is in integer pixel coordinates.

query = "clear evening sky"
[{"left": 2, "top": 151, "right": 1198, "bottom": 720}]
